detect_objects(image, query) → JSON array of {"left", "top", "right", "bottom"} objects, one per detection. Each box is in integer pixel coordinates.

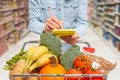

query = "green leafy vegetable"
[
  {"left": 4, "top": 50, "right": 26, "bottom": 70},
  {"left": 40, "top": 32, "right": 62, "bottom": 56},
  {"left": 60, "top": 44, "right": 83, "bottom": 71}
]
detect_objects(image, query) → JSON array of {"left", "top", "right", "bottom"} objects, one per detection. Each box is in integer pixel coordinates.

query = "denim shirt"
[{"left": 28, "top": 0, "right": 88, "bottom": 37}]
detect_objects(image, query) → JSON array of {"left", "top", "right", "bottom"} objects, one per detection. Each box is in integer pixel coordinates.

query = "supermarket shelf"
[
  {"left": 92, "top": 9, "right": 97, "bottom": 14},
  {"left": 97, "top": 12, "right": 104, "bottom": 16},
  {"left": 104, "top": 23, "right": 114, "bottom": 29},
  {"left": 0, "top": 29, "right": 16, "bottom": 39},
  {"left": 91, "top": 15, "right": 97, "bottom": 20},
  {"left": 102, "top": 27, "right": 120, "bottom": 40},
  {"left": 0, "top": 17, "right": 21, "bottom": 26},
  {"left": 93, "top": 26, "right": 120, "bottom": 53},
  {"left": 97, "top": 2, "right": 105, "bottom": 6},
  {"left": 104, "top": 2, "right": 116, "bottom": 5},
  {"left": 97, "top": 2, "right": 117, "bottom": 6},
  {"left": 114, "top": 23, "right": 120, "bottom": 28},
  {"left": 89, "top": 0, "right": 120, "bottom": 56},
  {"left": 0, "top": 0, "right": 29, "bottom": 55},
  {"left": 104, "top": 12, "right": 114, "bottom": 16},
  {"left": 0, "top": 7, "right": 17, "bottom": 12},
  {"left": 97, "top": 7, "right": 104, "bottom": 11},
  {"left": 0, "top": 6, "right": 24, "bottom": 12},
  {"left": 104, "top": 17, "right": 115, "bottom": 23},
  {"left": 114, "top": 12, "right": 120, "bottom": 16},
  {"left": 0, "top": 18, "right": 14, "bottom": 26},
  {"left": 115, "top": 1, "right": 120, "bottom": 4},
  {"left": 104, "top": 7, "right": 115, "bottom": 10},
  {"left": 91, "top": 19, "right": 98, "bottom": 25}
]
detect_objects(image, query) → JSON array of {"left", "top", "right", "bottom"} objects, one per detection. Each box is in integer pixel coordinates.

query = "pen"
[
  {"left": 48, "top": 7, "right": 55, "bottom": 17},
  {"left": 48, "top": 7, "right": 62, "bottom": 28}
]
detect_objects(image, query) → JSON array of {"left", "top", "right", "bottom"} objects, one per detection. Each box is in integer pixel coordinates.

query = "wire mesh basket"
[
  {"left": 12, "top": 74, "right": 107, "bottom": 80},
  {"left": 11, "top": 40, "right": 108, "bottom": 80}
]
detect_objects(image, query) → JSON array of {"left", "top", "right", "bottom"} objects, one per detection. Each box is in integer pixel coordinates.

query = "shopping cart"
[
  {"left": 11, "top": 40, "right": 108, "bottom": 80},
  {"left": 12, "top": 74, "right": 107, "bottom": 80}
]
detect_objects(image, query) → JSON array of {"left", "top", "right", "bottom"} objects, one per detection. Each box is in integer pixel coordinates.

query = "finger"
[
  {"left": 46, "top": 22, "right": 56, "bottom": 30},
  {"left": 44, "top": 26, "right": 52, "bottom": 32},
  {"left": 47, "top": 18, "right": 60, "bottom": 29},
  {"left": 65, "top": 38, "right": 79, "bottom": 43},
  {"left": 51, "top": 16, "right": 62, "bottom": 28},
  {"left": 70, "top": 33, "right": 80, "bottom": 40},
  {"left": 72, "top": 35, "right": 79, "bottom": 40},
  {"left": 60, "top": 36, "right": 69, "bottom": 41},
  {"left": 46, "top": 18, "right": 56, "bottom": 29},
  {"left": 60, "top": 36, "right": 74, "bottom": 41}
]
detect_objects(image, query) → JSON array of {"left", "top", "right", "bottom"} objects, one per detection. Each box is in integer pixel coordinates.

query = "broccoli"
[
  {"left": 60, "top": 44, "right": 83, "bottom": 71},
  {"left": 40, "top": 32, "right": 62, "bottom": 57}
]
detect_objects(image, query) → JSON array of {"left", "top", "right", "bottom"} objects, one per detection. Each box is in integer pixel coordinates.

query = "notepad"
[{"left": 52, "top": 29, "right": 75, "bottom": 36}]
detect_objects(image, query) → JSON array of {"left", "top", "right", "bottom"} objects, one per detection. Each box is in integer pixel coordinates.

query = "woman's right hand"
[{"left": 43, "top": 16, "right": 63, "bottom": 32}]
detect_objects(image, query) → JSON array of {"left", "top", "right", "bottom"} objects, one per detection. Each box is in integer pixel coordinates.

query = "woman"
[{"left": 28, "top": 0, "right": 88, "bottom": 45}]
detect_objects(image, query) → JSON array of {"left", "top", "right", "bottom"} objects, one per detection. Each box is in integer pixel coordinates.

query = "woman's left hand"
[{"left": 60, "top": 32, "right": 80, "bottom": 45}]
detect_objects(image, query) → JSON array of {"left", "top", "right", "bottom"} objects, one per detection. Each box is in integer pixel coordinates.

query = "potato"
[
  {"left": 9, "top": 60, "right": 26, "bottom": 80},
  {"left": 9, "top": 60, "right": 39, "bottom": 80}
]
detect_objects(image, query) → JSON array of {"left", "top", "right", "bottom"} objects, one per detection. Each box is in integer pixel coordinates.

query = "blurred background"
[{"left": 0, "top": 0, "right": 120, "bottom": 80}]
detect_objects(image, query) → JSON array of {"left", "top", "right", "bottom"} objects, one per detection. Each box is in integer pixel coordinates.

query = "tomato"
[
  {"left": 86, "top": 69, "right": 102, "bottom": 74},
  {"left": 65, "top": 68, "right": 83, "bottom": 80},
  {"left": 74, "top": 55, "right": 92, "bottom": 73},
  {"left": 83, "top": 69, "right": 104, "bottom": 80}
]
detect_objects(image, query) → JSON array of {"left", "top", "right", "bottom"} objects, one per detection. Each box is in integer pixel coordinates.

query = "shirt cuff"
[{"left": 29, "top": 20, "right": 45, "bottom": 34}]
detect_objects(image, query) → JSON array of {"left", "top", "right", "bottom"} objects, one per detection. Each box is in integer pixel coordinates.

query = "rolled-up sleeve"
[
  {"left": 73, "top": 0, "right": 88, "bottom": 37},
  {"left": 28, "top": 0, "right": 45, "bottom": 34}
]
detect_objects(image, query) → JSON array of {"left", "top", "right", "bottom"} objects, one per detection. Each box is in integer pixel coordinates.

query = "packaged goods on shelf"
[
  {"left": 0, "top": 0, "right": 29, "bottom": 56},
  {"left": 0, "top": 25, "right": 6, "bottom": 34},
  {"left": 1, "top": 10, "right": 13, "bottom": 21},
  {"left": 0, "top": 30, "right": 17, "bottom": 56},
  {"left": 7, "top": 31, "right": 17, "bottom": 48},
  {"left": 0, "top": 2, "right": 2, "bottom": 9},
  {"left": 12, "top": 10, "right": 18, "bottom": 18},
  {"left": 0, "top": 35, "right": 9, "bottom": 56},
  {"left": 89, "top": 0, "right": 120, "bottom": 52},
  {"left": 118, "top": 42, "right": 120, "bottom": 51},
  {"left": 115, "top": 27, "right": 120, "bottom": 36},
  {"left": 4, "top": 21, "right": 14, "bottom": 32},
  {"left": 112, "top": 36, "right": 119, "bottom": 47},
  {"left": 1, "top": 0, "right": 12, "bottom": 9}
]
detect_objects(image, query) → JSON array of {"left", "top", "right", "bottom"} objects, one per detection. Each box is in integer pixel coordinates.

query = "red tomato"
[
  {"left": 83, "top": 69, "right": 104, "bottom": 80},
  {"left": 74, "top": 55, "right": 92, "bottom": 73},
  {"left": 65, "top": 68, "right": 83, "bottom": 80},
  {"left": 86, "top": 69, "right": 102, "bottom": 74}
]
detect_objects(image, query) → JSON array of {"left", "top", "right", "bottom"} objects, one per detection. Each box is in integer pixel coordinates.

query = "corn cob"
[{"left": 52, "top": 29, "right": 75, "bottom": 36}]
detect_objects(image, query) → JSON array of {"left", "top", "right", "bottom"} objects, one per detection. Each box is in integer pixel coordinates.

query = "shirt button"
[{"left": 71, "top": 5, "right": 72, "bottom": 7}]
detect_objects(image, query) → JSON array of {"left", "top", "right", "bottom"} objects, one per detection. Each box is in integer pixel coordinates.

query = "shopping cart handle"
[
  {"left": 21, "top": 40, "right": 40, "bottom": 50},
  {"left": 21, "top": 40, "right": 90, "bottom": 50},
  {"left": 77, "top": 40, "right": 91, "bottom": 48}
]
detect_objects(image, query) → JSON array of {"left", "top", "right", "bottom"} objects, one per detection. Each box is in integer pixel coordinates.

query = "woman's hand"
[
  {"left": 60, "top": 32, "right": 80, "bottom": 45},
  {"left": 44, "top": 16, "right": 63, "bottom": 32}
]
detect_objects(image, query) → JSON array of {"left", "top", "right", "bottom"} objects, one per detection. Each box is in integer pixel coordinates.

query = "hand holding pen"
[{"left": 43, "top": 7, "right": 63, "bottom": 32}]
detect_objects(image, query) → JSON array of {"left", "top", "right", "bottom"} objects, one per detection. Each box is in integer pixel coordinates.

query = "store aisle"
[
  {"left": 0, "top": 27, "right": 120, "bottom": 80},
  {"left": 82, "top": 28, "right": 120, "bottom": 80}
]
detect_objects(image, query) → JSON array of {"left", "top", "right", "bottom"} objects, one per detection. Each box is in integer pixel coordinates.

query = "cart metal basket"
[
  {"left": 12, "top": 74, "right": 107, "bottom": 80},
  {"left": 12, "top": 40, "right": 108, "bottom": 80}
]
